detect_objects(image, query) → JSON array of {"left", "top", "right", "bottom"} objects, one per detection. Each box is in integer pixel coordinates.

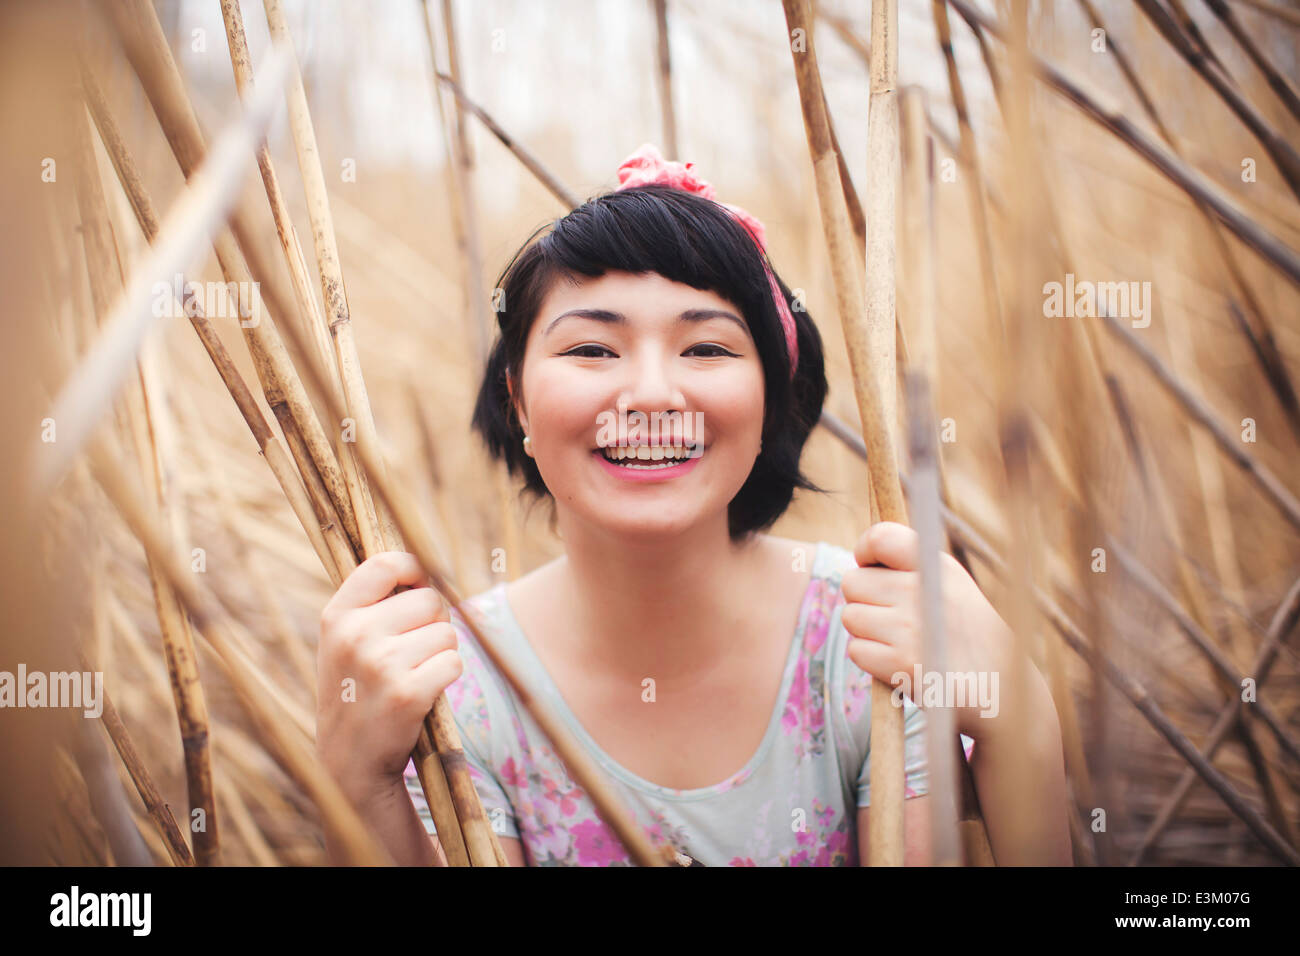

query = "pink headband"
[{"left": 614, "top": 143, "right": 799, "bottom": 377}]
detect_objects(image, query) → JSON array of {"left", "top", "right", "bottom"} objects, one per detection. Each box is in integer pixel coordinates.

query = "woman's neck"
[{"left": 549, "top": 512, "right": 768, "bottom": 682}]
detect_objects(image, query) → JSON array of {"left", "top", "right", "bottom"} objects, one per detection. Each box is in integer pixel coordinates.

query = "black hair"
[{"left": 471, "top": 183, "right": 828, "bottom": 541}]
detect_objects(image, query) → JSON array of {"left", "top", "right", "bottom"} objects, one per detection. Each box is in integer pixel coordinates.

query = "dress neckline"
[{"left": 487, "top": 540, "right": 828, "bottom": 801}]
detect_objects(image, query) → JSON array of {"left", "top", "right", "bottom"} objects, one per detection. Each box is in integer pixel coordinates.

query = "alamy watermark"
[
  {"left": 1043, "top": 273, "right": 1153, "bottom": 328},
  {"left": 151, "top": 274, "right": 262, "bottom": 327},
  {"left": 596, "top": 409, "right": 704, "bottom": 455},
  {"left": 0, "top": 665, "right": 103, "bottom": 718},
  {"left": 890, "top": 664, "right": 1000, "bottom": 719}
]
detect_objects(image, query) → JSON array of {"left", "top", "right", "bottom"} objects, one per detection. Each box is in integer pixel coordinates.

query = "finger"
[
  {"left": 404, "top": 648, "right": 464, "bottom": 709},
  {"left": 853, "top": 521, "right": 920, "bottom": 572},
  {"left": 377, "top": 621, "right": 459, "bottom": 672},
  {"left": 841, "top": 601, "right": 903, "bottom": 647},
  {"left": 841, "top": 565, "right": 912, "bottom": 609},
  {"left": 359, "top": 586, "right": 447, "bottom": 637},
  {"left": 330, "top": 552, "right": 428, "bottom": 612},
  {"left": 846, "top": 637, "right": 908, "bottom": 686}
]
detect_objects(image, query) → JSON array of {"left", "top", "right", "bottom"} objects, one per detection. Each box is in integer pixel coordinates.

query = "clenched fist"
[{"left": 315, "top": 552, "right": 462, "bottom": 804}]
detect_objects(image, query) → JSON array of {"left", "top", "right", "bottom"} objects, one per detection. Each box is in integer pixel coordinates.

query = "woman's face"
[{"left": 511, "top": 270, "right": 766, "bottom": 539}]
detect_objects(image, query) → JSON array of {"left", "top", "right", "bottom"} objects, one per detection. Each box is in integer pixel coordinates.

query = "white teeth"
[{"left": 599, "top": 445, "right": 704, "bottom": 468}]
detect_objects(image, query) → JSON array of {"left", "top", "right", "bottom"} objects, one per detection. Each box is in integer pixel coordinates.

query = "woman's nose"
[{"left": 617, "top": 350, "right": 685, "bottom": 413}]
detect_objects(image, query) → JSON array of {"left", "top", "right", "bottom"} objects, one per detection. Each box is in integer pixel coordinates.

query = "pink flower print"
[
  {"left": 788, "top": 848, "right": 811, "bottom": 866},
  {"left": 571, "top": 819, "right": 626, "bottom": 866},
  {"left": 500, "top": 756, "right": 528, "bottom": 789},
  {"left": 730, "top": 857, "right": 757, "bottom": 867}
]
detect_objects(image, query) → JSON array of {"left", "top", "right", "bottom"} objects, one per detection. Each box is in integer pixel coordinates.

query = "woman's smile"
[{"left": 591, "top": 443, "right": 707, "bottom": 483}]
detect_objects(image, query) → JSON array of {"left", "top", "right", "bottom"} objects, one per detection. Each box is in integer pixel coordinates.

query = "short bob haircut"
[{"left": 471, "top": 183, "right": 828, "bottom": 541}]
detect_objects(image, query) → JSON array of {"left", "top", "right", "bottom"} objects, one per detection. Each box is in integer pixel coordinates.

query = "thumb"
[{"left": 853, "top": 521, "right": 919, "bottom": 572}]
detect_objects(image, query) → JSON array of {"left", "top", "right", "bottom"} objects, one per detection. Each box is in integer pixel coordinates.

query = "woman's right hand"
[{"left": 316, "top": 552, "right": 463, "bottom": 806}]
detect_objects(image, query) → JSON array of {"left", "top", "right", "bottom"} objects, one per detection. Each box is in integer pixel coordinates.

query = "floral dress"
[{"left": 405, "top": 541, "right": 961, "bottom": 865}]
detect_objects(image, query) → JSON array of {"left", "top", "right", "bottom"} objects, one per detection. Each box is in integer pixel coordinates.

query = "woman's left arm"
[{"left": 841, "top": 522, "right": 1073, "bottom": 866}]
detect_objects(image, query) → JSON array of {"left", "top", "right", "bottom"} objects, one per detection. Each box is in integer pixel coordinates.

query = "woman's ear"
[{"left": 506, "top": 366, "right": 529, "bottom": 434}]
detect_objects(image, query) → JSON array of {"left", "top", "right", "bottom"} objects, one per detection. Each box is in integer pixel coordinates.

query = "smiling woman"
[{"left": 315, "top": 148, "right": 1067, "bottom": 867}]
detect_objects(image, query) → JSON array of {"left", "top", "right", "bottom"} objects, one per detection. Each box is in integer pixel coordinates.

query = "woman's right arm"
[{"left": 316, "top": 552, "right": 464, "bottom": 866}]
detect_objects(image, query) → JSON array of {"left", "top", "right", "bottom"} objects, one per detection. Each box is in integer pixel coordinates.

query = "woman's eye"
[
  {"left": 562, "top": 344, "right": 615, "bottom": 358},
  {"left": 686, "top": 344, "right": 739, "bottom": 358}
]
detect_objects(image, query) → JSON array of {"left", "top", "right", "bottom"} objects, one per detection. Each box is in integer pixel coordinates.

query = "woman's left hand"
[{"left": 840, "top": 521, "right": 1036, "bottom": 741}]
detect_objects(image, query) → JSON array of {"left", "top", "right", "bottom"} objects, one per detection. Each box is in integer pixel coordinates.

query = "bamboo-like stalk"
[
  {"left": 932, "top": 0, "right": 1004, "bottom": 339},
  {"left": 823, "top": 408, "right": 1300, "bottom": 863},
  {"left": 1076, "top": 0, "right": 1300, "bottom": 443},
  {"left": 905, "top": 371, "right": 960, "bottom": 866},
  {"left": 431, "top": 72, "right": 580, "bottom": 208},
  {"left": 80, "top": 69, "right": 352, "bottom": 587},
  {"left": 418, "top": 0, "right": 483, "bottom": 365},
  {"left": 217, "top": 0, "right": 348, "bottom": 449},
  {"left": 1131, "top": 574, "right": 1300, "bottom": 863},
  {"left": 781, "top": 0, "right": 906, "bottom": 865},
  {"left": 1133, "top": 0, "right": 1300, "bottom": 201},
  {"left": 261, "top": 0, "right": 498, "bottom": 866},
  {"left": 1232, "top": 0, "right": 1300, "bottom": 29},
  {"left": 33, "top": 43, "right": 292, "bottom": 494},
  {"left": 270, "top": 297, "right": 673, "bottom": 867},
  {"left": 91, "top": 675, "right": 194, "bottom": 867},
  {"left": 1205, "top": 0, "right": 1300, "bottom": 122},
  {"left": 1101, "top": 312, "right": 1300, "bottom": 530},
  {"left": 72, "top": 105, "right": 220, "bottom": 865},
  {"left": 651, "top": 0, "right": 679, "bottom": 160},
  {"left": 261, "top": 0, "right": 389, "bottom": 556},
  {"left": 953, "top": 0, "right": 1291, "bottom": 862},
  {"left": 946, "top": 0, "right": 1300, "bottom": 291},
  {"left": 86, "top": 435, "right": 392, "bottom": 866},
  {"left": 106, "top": 0, "right": 366, "bottom": 561}
]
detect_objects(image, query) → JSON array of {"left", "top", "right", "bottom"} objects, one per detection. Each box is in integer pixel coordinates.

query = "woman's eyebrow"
[{"left": 543, "top": 307, "right": 747, "bottom": 336}]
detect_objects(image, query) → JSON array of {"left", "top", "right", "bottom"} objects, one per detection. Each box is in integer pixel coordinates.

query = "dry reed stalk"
[
  {"left": 1133, "top": 0, "right": 1300, "bottom": 201},
  {"left": 410, "top": 386, "right": 468, "bottom": 589},
  {"left": 1104, "top": 540, "right": 1300, "bottom": 765},
  {"left": 93, "top": 677, "right": 194, "bottom": 866},
  {"left": 931, "top": 0, "right": 1003, "bottom": 338},
  {"left": 215, "top": 771, "right": 279, "bottom": 867},
  {"left": 1076, "top": 0, "right": 1300, "bottom": 443},
  {"left": 1232, "top": 0, "right": 1300, "bottom": 29},
  {"left": 71, "top": 107, "right": 219, "bottom": 866},
  {"left": 86, "top": 436, "right": 392, "bottom": 865},
  {"left": 906, "top": 377, "right": 962, "bottom": 865},
  {"left": 80, "top": 73, "right": 354, "bottom": 586},
  {"left": 954, "top": 3, "right": 1292, "bottom": 857},
  {"left": 946, "top": 0, "right": 1300, "bottom": 291},
  {"left": 72, "top": 703, "right": 155, "bottom": 867},
  {"left": 1131, "top": 573, "right": 1300, "bottom": 863},
  {"left": 262, "top": 0, "right": 498, "bottom": 866},
  {"left": 432, "top": 72, "right": 581, "bottom": 208},
  {"left": 105, "top": 0, "right": 367, "bottom": 562},
  {"left": 928, "top": 484, "right": 1300, "bottom": 864},
  {"left": 782, "top": 0, "right": 907, "bottom": 865},
  {"left": 1205, "top": 0, "right": 1300, "bottom": 122},
  {"left": 899, "top": 87, "right": 966, "bottom": 867},
  {"left": 412, "top": 725, "right": 469, "bottom": 867},
  {"left": 217, "top": 0, "right": 348, "bottom": 438},
  {"left": 271, "top": 303, "right": 673, "bottom": 867},
  {"left": 1102, "top": 312, "right": 1300, "bottom": 530},
  {"left": 651, "top": 0, "right": 679, "bottom": 160},
  {"left": 418, "top": 0, "right": 485, "bottom": 363},
  {"left": 33, "top": 42, "right": 292, "bottom": 494},
  {"left": 985, "top": 0, "right": 1053, "bottom": 869},
  {"left": 260, "top": 0, "right": 388, "bottom": 556}
]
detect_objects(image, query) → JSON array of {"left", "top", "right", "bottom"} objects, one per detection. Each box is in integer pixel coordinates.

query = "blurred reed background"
[{"left": 1, "top": 0, "right": 1298, "bottom": 866}]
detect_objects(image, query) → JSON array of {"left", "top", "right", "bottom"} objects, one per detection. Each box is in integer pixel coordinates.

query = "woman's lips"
[{"left": 591, "top": 446, "right": 705, "bottom": 483}]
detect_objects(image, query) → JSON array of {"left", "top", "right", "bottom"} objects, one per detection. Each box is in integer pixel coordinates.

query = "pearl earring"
[{"left": 523, "top": 435, "right": 532, "bottom": 455}]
